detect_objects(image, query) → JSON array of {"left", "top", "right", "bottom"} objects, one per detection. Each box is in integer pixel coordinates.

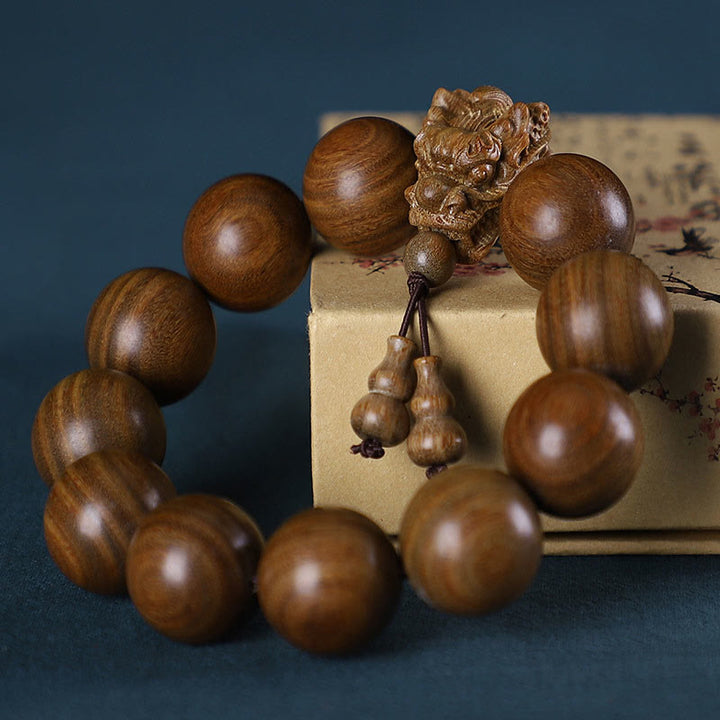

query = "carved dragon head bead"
[{"left": 405, "top": 86, "right": 551, "bottom": 264}]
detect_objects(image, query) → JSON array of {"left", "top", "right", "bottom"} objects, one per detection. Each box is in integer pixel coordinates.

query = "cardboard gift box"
[{"left": 309, "top": 112, "right": 720, "bottom": 553}]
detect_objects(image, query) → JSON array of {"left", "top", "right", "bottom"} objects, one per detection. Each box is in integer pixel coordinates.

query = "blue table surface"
[{"left": 2, "top": 2, "right": 720, "bottom": 718}]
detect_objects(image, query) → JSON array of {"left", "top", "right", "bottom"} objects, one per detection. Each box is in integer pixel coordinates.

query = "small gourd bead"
[
  {"left": 351, "top": 394, "right": 411, "bottom": 447},
  {"left": 367, "top": 335, "right": 417, "bottom": 400},
  {"left": 403, "top": 231, "right": 457, "bottom": 287},
  {"left": 407, "top": 356, "right": 466, "bottom": 468},
  {"left": 351, "top": 336, "right": 417, "bottom": 447}
]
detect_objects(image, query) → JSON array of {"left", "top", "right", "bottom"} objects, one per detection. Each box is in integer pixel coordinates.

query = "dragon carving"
[{"left": 405, "top": 86, "right": 551, "bottom": 264}]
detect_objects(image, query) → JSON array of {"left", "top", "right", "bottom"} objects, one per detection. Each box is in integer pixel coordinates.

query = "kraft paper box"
[{"left": 309, "top": 112, "right": 720, "bottom": 554}]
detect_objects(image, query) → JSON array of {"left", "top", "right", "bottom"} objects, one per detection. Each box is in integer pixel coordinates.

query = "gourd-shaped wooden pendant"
[
  {"left": 351, "top": 335, "right": 417, "bottom": 458},
  {"left": 407, "top": 356, "right": 466, "bottom": 477}
]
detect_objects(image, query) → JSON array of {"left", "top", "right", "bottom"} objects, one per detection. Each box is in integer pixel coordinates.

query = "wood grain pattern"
[
  {"left": 403, "top": 231, "right": 456, "bottom": 287},
  {"left": 499, "top": 153, "right": 635, "bottom": 289},
  {"left": 183, "top": 174, "right": 312, "bottom": 312},
  {"left": 126, "top": 494, "right": 264, "bottom": 644},
  {"left": 44, "top": 449, "right": 176, "bottom": 594},
  {"left": 303, "top": 117, "right": 417, "bottom": 256},
  {"left": 257, "top": 507, "right": 402, "bottom": 655},
  {"left": 32, "top": 369, "right": 167, "bottom": 486},
  {"left": 536, "top": 249, "right": 674, "bottom": 391},
  {"left": 400, "top": 466, "right": 543, "bottom": 615},
  {"left": 85, "top": 267, "right": 217, "bottom": 405},
  {"left": 406, "top": 356, "right": 466, "bottom": 468},
  {"left": 351, "top": 335, "right": 417, "bottom": 446},
  {"left": 503, "top": 369, "right": 644, "bottom": 517},
  {"left": 406, "top": 86, "right": 551, "bottom": 264}
]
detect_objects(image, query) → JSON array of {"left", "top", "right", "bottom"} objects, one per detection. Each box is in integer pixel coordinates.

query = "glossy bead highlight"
[
  {"left": 126, "top": 495, "right": 264, "bottom": 644},
  {"left": 303, "top": 117, "right": 417, "bottom": 256},
  {"left": 536, "top": 249, "right": 674, "bottom": 391},
  {"left": 85, "top": 267, "right": 217, "bottom": 405},
  {"left": 257, "top": 507, "right": 402, "bottom": 655},
  {"left": 44, "top": 450, "right": 176, "bottom": 594},
  {"left": 500, "top": 153, "right": 635, "bottom": 289},
  {"left": 183, "top": 174, "right": 312, "bottom": 312},
  {"left": 31, "top": 369, "right": 167, "bottom": 486},
  {"left": 503, "top": 369, "right": 644, "bottom": 517},
  {"left": 400, "top": 466, "right": 543, "bottom": 615}
]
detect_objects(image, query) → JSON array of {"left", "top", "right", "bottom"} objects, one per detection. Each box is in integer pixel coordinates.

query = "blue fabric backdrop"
[{"left": 2, "top": 1, "right": 720, "bottom": 717}]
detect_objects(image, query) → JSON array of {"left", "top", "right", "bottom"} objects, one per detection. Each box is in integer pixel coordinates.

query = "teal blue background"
[{"left": 2, "top": 1, "right": 720, "bottom": 717}]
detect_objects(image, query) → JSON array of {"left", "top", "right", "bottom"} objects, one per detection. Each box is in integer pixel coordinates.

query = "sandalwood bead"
[
  {"left": 400, "top": 466, "right": 543, "bottom": 615},
  {"left": 503, "top": 369, "right": 644, "bottom": 518},
  {"left": 351, "top": 335, "right": 417, "bottom": 447},
  {"left": 257, "top": 507, "right": 402, "bottom": 655},
  {"left": 404, "top": 231, "right": 457, "bottom": 287},
  {"left": 183, "top": 174, "right": 312, "bottom": 312},
  {"left": 407, "top": 356, "right": 466, "bottom": 469},
  {"left": 500, "top": 153, "right": 635, "bottom": 289},
  {"left": 536, "top": 249, "right": 674, "bottom": 392},
  {"left": 85, "top": 267, "right": 217, "bottom": 405},
  {"left": 32, "top": 369, "right": 166, "bottom": 486},
  {"left": 44, "top": 450, "right": 176, "bottom": 594},
  {"left": 350, "top": 394, "right": 410, "bottom": 448},
  {"left": 126, "top": 494, "right": 264, "bottom": 644},
  {"left": 303, "top": 117, "right": 417, "bottom": 256}
]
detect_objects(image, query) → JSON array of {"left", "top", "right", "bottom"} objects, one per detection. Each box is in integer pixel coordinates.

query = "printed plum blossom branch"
[
  {"left": 640, "top": 374, "right": 720, "bottom": 462},
  {"left": 663, "top": 269, "right": 720, "bottom": 304}
]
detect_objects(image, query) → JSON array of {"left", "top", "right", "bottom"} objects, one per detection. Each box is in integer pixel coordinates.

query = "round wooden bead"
[
  {"left": 32, "top": 369, "right": 167, "bottom": 486},
  {"left": 499, "top": 153, "right": 635, "bottom": 289},
  {"left": 257, "top": 507, "right": 402, "bottom": 655},
  {"left": 536, "top": 249, "right": 674, "bottom": 391},
  {"left": 404, "top": 231, "right": 457, "bottom": 287},
  {"left": 183, "top": 174, "right": 312, "bottom": 312},
  {"left": 44, "top": 450, "right": 176, "bottom": 594},
  {"left": 126, "top": 494, "right": 264, "bottom": 644},
  {"left": 503, "top": 369, "right": 644, "bottom": 517},
  {"left": 85, "top": 267, "right": 217, "bottom": 405},
  {"left": 303, "top": 117, "right": 417, "bottom": 256},
  {"left": 400, "top": 466, "right": 543, "bottom": 615}
]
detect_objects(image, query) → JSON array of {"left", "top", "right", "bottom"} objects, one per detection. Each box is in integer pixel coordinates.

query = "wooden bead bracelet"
[{"left": 31, "top": 85, "right": 674, "bottom": 655}]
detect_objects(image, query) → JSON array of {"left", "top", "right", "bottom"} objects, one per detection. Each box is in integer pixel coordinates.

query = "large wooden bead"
[
  {"left": 85, "top": 267, "right": 217, "bottom": 405},
  {"left": 183, "top": 174, "right": 312, "bottom": 312},
  {"left": 44, "top": 450, "right": 176, "bottom": 594},
  {"left": 500, "top": 153, "right": 635, "bottom": 289},
  {"left": 400, "top": 466, "right": 543, "bottom": 615},
  {"left": 407, "top": 356, "right": 466, "bottom": 469},
  {"left": 32, "top": 369, "right": 166, "bottom": 486},
  {"left": 126, "top": 494, "right": 264, "bottom": 644},
  {"left": 404, "top": 231, "right": 457, "bottom": 287},
  {"left": 503, "top": 369, "right": 644, "bottom": 517},
  {"left": 303, "top": 117, "right": 417, "bottom": 256},
  {"left": 536, "top": 249, "right": 674, "bottom": 391},
  {"left": 257, "top": 507, "right": 402, "bottom": 655}
]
